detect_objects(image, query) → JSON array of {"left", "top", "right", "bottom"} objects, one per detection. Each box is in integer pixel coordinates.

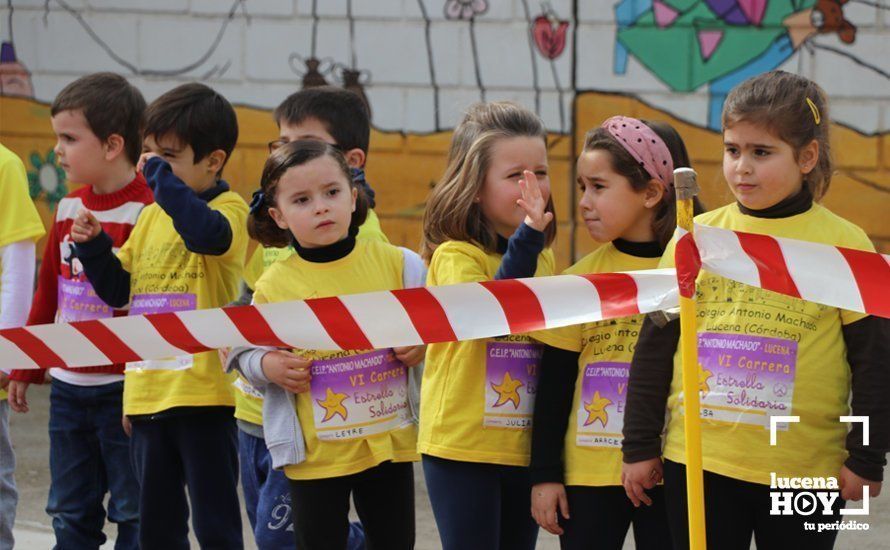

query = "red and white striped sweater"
[{"left": 10, "top": 174, "right": 153, "bottom": 384}]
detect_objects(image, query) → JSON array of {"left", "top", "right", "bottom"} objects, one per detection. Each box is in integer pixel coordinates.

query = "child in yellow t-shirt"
[
  {"left": 418, "top": 101, "right": 556, "bottom": 550},
  {"left": 72, "top": 83, "right": 248, "bottom": 549},
  {"left": 232, "top": 87, "right": 387, "bottom": 549},
  {"left": 530, "top": 117, "right": 703, "bottom": 549},
  {"left": 0, "top": 143, "right": 45, "bottom": 547},
  {"left": 243, "top": 140, "right": 423, "bottom": 549},
  {"left": 622, "top": 71, "right": 889, "bottom": 549}
]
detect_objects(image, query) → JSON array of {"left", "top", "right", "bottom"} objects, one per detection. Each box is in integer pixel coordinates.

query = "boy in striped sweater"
[{"left": 7, "top": 72, "right": 152, "bottom": 550}]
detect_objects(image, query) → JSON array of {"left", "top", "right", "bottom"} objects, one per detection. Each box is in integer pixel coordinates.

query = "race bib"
[
  {"left": 234, "top": 377, "right": 264, "bottom": 400},
  {"left": 483, "top": 341, "right": 542, "bottom": 429},
  {"left": 693, "top": 332, "right": 797, "bottom": 429},
  {"left": 126, "top": 293, "right": 197, "bottom": 372},
  {"left": 576, "top": 362, "right": 629, "bottom": 448},
  {"left": 57, "top": 276, "right": 113, "bottom": 322},
  {"left": 310, "top": 349, "right": 411, "bottom": 441}
]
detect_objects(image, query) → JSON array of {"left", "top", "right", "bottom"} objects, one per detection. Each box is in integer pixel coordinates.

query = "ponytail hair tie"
[
  {"left": 249, "top": 189, "right": 266, "bottom": 215},
  {"left": 806, "top": 97, "right": 821, "bottom": 125}
]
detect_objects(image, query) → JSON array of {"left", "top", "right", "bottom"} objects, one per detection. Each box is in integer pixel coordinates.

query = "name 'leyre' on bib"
[{"left": 310, "top": 349, "right": 412, "bottom": 441}]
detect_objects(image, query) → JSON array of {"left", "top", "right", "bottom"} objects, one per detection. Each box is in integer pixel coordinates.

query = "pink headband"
[{"left": 601, "top": 116, "right": 674, "bottom": 188}]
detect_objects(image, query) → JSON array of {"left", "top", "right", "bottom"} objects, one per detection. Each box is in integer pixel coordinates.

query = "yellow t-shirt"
[
  {"left": 235, "top": 208, "right": 390, "bottom": 424},
  {"left": 119, "top": 190, "right": 248, "bottom": 416},
  {"left": 0, "top": 144, "right": 46, "bottom": 400},
  {"left": 242, "top": 208, "right": 388, "bottom": 289},
  {"left": 661, "top": 202, "right": 874, "bottom": 484},
  {"left": 534, "top": 243, "right": 659, "bottom": 486},
  {"left": 419, "top": 240, "right": 556, "bottom": 466},
  {"left": 252, "top": 239, "right": 419, "bottom": 480}
]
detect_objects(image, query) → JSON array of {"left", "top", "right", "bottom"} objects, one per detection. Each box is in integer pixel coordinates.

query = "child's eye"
[
  {"left": 754, "top": 149, "right": 770, "bottom": 157},
  {"left": 535, "top": 170, "right": 548, "bottom": 178},
  {"left": 507, "top": 172, "right": 523, "bottom": 180},
  {"left": 725, "top": 146, "right": 739, "bottom": 156},
  {"left": 328, "top": 188, "right": 340, "bottom": 197},
  {"left": 294, "top": 196, "right": 309, "bottom": 205}
]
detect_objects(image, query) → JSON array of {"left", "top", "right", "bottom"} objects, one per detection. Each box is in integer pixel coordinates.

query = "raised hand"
[{"left": 517, "top": 170, "right": 553, "bottom": 232}]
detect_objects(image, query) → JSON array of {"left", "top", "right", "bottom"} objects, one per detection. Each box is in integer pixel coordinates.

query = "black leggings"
[
  {"left": 289, "top": 460, "right": 415, "bottom": 550},
  {"left": 558, "top": 484, "right": 670, "bottom": 550},
  {"left": 422, "top": 455, "right": 539, "bottom": 550},
  {"left": 663, "top": 460, "right": 845, "bottom": 550}
]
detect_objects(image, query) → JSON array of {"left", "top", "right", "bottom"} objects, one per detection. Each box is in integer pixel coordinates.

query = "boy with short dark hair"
[
  {"left": 8, "top": 72, "right": 151, "bottom": 550},
  {"left": 72, "top": 82, "right": 248, "bottom": 549}
]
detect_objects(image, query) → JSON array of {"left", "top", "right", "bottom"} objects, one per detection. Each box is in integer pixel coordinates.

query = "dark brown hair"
[
  {"left": 583, "top": 120, "right": 705, "bottom": 247},
  {"left": 421, "top": 102, "right": 557, "bottom": 261},
  {"left": 143, "top": 83, "right": 238, "bottom": 175},
  {"left": 248, "top": 140, "right": 369, "bottom": 248},
  {"left": 50, "top": 72, "right": 146, "bottom": 165},
  {"left": 722, "top": 70, "right": 832, "bottom": 199},
  {"left": 274, "top": 86, "right": 370, "bottom": 154}
]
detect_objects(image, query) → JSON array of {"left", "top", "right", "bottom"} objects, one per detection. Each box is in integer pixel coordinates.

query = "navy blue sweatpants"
[{"left": 130, "top": 407, "right": 242, "bottom": 550}]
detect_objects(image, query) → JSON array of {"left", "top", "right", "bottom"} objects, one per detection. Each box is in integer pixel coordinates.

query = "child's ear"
[
  {"left": 103, "top": 134, "right": 126, "bottom": 161},
  {"left": 343, "top": 148, "right": 366, "bottom": 170},
  {"left": 268, "top": 206, "right": 290, "bottom": 231},
  {"left": 351, "top": 186, "right": 358, "bottom": 213},
  {"left": 643, "top": 179, "right": 666, "bottom": 209},
  {"left": 206, "top": 149, "right": 228, "bottom": 174},
  {"left": 799, "top": 139, "right": 819, "bottom": 175}
]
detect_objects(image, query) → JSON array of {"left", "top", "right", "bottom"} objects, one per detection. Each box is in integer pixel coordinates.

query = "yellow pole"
[{"left": 674, "top": 168, "right": 707, "bottom": 550}]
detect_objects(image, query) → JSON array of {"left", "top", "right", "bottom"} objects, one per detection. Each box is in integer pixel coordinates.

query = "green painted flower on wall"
[{"left": 28, "top": 149, "right": 67, "bottom": 209}]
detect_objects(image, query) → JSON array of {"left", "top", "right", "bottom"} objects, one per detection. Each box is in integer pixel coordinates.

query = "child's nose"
[{"left": 735, "top": 156, "right": 753, "bottom": 175}]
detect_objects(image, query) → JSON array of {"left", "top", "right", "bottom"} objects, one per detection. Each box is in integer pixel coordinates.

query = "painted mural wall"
[{"left": 1, "top": 0, "right": 888, "bottom": 265}]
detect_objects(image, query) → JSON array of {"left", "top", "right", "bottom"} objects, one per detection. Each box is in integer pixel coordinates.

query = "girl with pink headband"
[{"left": 530, "top": 116, "right": 703, "bottom": 549}]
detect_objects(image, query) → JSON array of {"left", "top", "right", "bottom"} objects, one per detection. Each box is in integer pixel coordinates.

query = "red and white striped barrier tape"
[
  {"left": 693, "top": 224, "right": 890, "bottom": 319},
  {"left": 0, "top": 270, "right": 679, "bottom": 370},
  {"left": 2, "top": 226, "right": 887, "bottom": 371}
]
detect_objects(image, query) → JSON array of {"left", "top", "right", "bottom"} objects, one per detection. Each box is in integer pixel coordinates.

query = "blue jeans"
[
  {"left": 47, "top": 378, "right": 139, "bottom": 550},
  {"left": 1, "top": 401, "right": 17, "bottom": 550},
  {"left": 239, "top": 428, "right": 365, "bottom": 549},
  {"left": 422, "top": 455, "right": 538, "bottom": 550}
]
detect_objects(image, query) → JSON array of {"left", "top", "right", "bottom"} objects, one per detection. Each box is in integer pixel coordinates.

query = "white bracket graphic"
[
  {"left": 769, "top": 416, "right": 800, "bottom": 446},
  {"left": 840, "top": 415, "right": 871, "bottom": 515},
  {"left": 840, "top": 416, "right": 870, "bottom": 446}
]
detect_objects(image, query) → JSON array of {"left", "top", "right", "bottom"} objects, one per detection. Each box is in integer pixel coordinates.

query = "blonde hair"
[{"left": 421, "top": 102, "right": 556, "bottom": 260}]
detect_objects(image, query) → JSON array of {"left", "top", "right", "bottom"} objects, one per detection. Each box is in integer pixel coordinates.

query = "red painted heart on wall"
[{"left": 533, "top": 15, "right": 569, "bottom": 60}]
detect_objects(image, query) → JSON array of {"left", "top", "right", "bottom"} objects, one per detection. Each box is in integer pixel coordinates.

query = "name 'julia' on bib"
[{"left": 484, "top": 340, "right": 542, "bottom": 429}]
